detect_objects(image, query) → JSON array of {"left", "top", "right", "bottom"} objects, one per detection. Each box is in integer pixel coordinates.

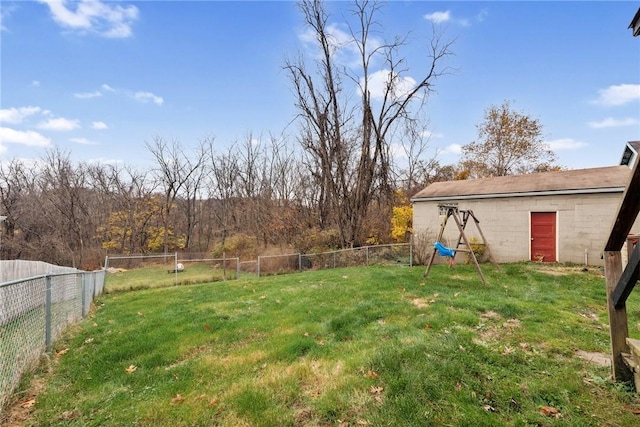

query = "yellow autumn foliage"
[{"left": 391, "top": 204, "right": 413, "bottom": 242}]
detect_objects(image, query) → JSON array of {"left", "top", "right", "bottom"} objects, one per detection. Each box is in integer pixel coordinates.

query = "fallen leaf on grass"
[
  {"left": 209, "top": 397, "right": 219, "bottom": 407},
  {"left": 60, "top": 410, "right": 77, "bottom": 420},
  {"left": 171, "top": 394, "right": 185, "bottom": 404},
  {"left": 502, "top": 346, "right": 515, "bottom": 356},
  {"left": 204, "top": 324, "right": 211, "bottom": 330},
  {"left": 455, "top": 382, "right": 462, "bottom": 391},
  {"left": 370, "top": 386, "right": 384, "bottom": 394},
  {"left": 137, "top": 312, "right": 144, "bottom": 317},
  {"left": 259, "top": 295, "right": 266, "bottom": 300},
  {"left": 424, "top": 323, "right": 432, "bottom": 330},
  {"left": 21, "top": 399, "right": 36, "bottom": 408},
  {"left": 540, "top": 406, "right": 560, "bottom": 418},
  {"left": 364, "top": 370, "right": 379, "bottom": 379},
  {"left": 483, "top": 404, "right": 495, "bottom": 412},
  {"left": 625, "top": 405, "right": 640, "bottom": 415},
  {"left": 125, "top": 365, "right": 137, "bottom": 374},
  {"left": 357, "top": 420, "right": 370, "bottom": 425},
  {"left": 55, "top": 348, "right": 69, "bottom": 357},
  {"left": 84, "top": 338, "right": 94, "bottom": 344}
]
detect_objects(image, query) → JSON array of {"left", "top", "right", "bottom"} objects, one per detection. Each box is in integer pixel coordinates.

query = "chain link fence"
[
  {"left": 0, "top": 268, "right": 105, "bottom": 413},
  {"left": 256, "top": 243, "right": 412, "bottom": 277}
]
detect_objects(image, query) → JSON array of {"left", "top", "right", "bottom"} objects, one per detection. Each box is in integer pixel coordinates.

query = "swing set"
[{"left": 424, "top": 204, "right": 498, "bottom": 284}]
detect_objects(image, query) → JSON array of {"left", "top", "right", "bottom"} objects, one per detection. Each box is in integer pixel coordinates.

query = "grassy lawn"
[
  {"left": 9, "top": 263, "right": 640, "bottom": 426},
  {"left": 105, "top": 262, "right": 238, "bottom": 292}
]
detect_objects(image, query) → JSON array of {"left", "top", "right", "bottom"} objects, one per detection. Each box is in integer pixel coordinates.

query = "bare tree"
[
  {"left": 146, "top": 137, "right": 206, "bottom": 254},
  {"left": 460, "top": 100, "right": 557, "bottom": 177},
  {"left": 176, "top": 139, "right": 210, "bottom": 252},
  {"left": 207, "top": 141, "right": 241, "bottom": 249},
  {"left": 0, "top": 159, "right": 36, "bottom": 259},
  {"left": 285, "top": 0, "right": 453, "bottom": 247}
]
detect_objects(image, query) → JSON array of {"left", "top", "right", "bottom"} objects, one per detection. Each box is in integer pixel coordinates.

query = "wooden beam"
[
  {"left": 605, "top": 160, "right": 640, "bottom": 251},
  {"left": 452, "top": 211, "right": 486, "bottom": 285},
  {"left": 604, "top": 250, "right": 633, "bottom": 381},
  {"left": 612, "top": 242, "right": 640, "bottom": 308}
]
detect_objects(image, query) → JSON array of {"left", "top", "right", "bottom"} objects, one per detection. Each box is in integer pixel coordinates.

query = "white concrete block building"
[{"left": 411, "top": 153, "right": 640, "bottom": 267}]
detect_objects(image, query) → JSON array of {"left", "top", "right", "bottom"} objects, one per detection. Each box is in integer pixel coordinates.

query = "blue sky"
[{"left": 1, "top": 0, "right": 639, "bottom": 170}]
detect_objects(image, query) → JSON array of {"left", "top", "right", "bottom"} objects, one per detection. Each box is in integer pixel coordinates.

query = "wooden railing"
[{"left": 604, "top": 158, "right": 640, "bottom": 385}]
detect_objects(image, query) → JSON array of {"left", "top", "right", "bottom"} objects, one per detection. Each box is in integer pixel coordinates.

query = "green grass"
[
  {"left": 105, "top": 262, "right": 237, "bottom": 292},
  {"left": 12, "top": 263, "right": 640, "bottom": 426}
]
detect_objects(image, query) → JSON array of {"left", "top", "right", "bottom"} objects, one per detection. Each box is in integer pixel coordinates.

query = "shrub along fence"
[{"left": 0, "top": 267, "right": 106, "bottom": 413}]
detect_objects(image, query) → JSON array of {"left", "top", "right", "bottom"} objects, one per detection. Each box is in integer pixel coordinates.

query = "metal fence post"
[
  {"left": 257, "top": 256, "right": 261, "bottom": 277},
  {"left": 410, "top": 235, "right": 414, "bottom": 267},
  {"left": 298, "top": 253, "right": 302, "bottom": 271},
  {"left": 81, "top": 273, "right": 88, "bottom": 317},
  {"left": 236, "top": 257, "right": 240, "bottom": 279},
  {"left": 45, "top": 275, "right": 52, "bottom": 353},
  {"left": 366, "top": 246, "right": 369, "bottom": 266}
]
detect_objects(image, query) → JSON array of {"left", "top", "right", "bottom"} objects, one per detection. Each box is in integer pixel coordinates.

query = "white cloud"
[
  {"left": 363, "top": 69, "right": 417, "bottom": 101},
  {"left": 592, "top": 84, "right": 640, "bottom": 106},
  {"left": 92, "top": 121, "right": 108, "bottom": 130},
  {"left": 102, "top": 83, "right": 117, "bottom": 92},
  {"left": 546, "top": 138, "right": 588, "bottom": 151},
  {"left": 475, "top": 9, "right": 488, "bottom": 23},
  {"left": 444, "top": 144, "right": 462, "bottom": 155},
  {"left": 86, "top": 157, "right": 122, "bottom": 165},
  {"left": 0, "top": 106, "right": 41, "bottom": 124},
  {"left": 424, "top": 11, "right": 451, "bottom": 24},
  {"left": 424, "top": 10, "right": 474, "bottom": 27},
  {"left": 134, "top": 91, "right": 164, "bottom": 105},
  {"left": 70, "top": 137, "right": 99, "bottom": 145},
  {"left": 74, "top": 90, "right": 102, "bottom": 99},
  {"left": 0, "top": 2, "right": 17, "bottom": 32},
  {"left": 588, "top": 117, "right": 638, "bottom": 129},
  {"left": 38, "top": 117, "right": 80, "bottom": 131},
  {"left": 39, "top": 0, "right": 139, "bottom": 38},
  {"left": 421, "top": 130, "right": 444, "bottom": 139},
  {"left": 298, "top": 22, "right": 383, "bottom": 69},
  {"left": 32, "top": 80, "right": 40, "bottom": 87},
  {"left": 0, "top": 127, "right": 51, "bottom": 147}
]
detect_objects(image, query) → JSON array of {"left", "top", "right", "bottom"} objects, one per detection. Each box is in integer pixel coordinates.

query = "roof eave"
[{"left": 411, "top": 186, "right": 625, "bottom": 203}]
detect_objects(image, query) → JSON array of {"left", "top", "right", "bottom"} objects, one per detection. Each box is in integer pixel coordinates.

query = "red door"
[{"left": 531, "top": 212, "right": 556, "bottom": 262}]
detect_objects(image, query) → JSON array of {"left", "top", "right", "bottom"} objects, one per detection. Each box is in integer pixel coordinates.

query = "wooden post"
[
  {"left": 451, "top": 211, "right": 486, "bottom": 285},
  {"left": 604, "top": 250, "right": 632, "bottom": 381}
]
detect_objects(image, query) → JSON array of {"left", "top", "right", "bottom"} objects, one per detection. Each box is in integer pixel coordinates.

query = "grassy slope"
[{"left": 18, "top": 264, "right": 640, "bottom": 426}]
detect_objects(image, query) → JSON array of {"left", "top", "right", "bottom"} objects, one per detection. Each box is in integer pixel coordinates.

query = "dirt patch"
[
  {"left": 1, "top": 374, "right": 47, "bottom": 427},
  {"left": 537, "top": 269, "right": 569, "bottom": 276},
  {"left": 575, "top": 350, "right": 611, "bottom": 367},
  {"left": 480, "top": 311, "right": 501, "bottom": 320},
  {"left": 411, "top": 298, "right": 430, "bottom": 309}
]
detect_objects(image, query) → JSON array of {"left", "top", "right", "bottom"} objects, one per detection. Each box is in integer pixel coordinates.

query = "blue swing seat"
[{"left": 434, "top": 241, "right": 455, "bottom": 258}]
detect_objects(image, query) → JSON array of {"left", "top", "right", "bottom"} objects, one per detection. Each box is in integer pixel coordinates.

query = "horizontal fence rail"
[{"left": 0, "top": 269, "right": 105, "bottom": 414}]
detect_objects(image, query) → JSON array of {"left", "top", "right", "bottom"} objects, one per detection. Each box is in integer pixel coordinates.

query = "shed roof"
[{"left": 411, "top": 165, "right": 630, "bottom": 202}]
